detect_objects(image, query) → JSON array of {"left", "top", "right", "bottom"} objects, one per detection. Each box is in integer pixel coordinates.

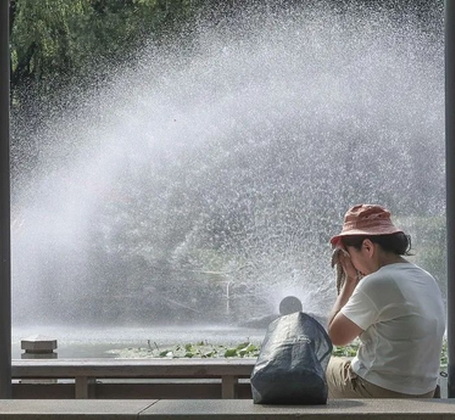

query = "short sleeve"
[{"left": 340, "top": 285, "right": 379, "bottom": 331}]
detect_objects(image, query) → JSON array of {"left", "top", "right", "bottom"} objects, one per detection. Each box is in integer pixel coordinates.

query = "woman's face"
[{"left": 345, "top": 243, "right": 374, "bottom": 276}]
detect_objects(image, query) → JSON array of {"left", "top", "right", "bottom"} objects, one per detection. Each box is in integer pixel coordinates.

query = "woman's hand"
[{"left": 337, "top": 248, "right": 360, "bottom": 285}]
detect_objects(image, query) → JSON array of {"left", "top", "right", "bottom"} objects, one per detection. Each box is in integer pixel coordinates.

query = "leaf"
[
  {"left": 236, "top": 342, "right": 250, "bottom": 349},
  {"left": 224, "top": 348, "right": 238, "bottom": 357}
]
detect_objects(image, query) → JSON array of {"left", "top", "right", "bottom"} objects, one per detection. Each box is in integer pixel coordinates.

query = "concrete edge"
[{"left": 0, "top": 399, "right": 454, "bottom": 419}]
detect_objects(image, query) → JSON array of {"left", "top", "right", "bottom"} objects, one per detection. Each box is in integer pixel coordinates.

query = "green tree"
[
  {"left": 9, "top": 0, "right": 204, "bottom": 181},
  {"left": 10, "top": 0, "right": 202, "bottom": 103}
]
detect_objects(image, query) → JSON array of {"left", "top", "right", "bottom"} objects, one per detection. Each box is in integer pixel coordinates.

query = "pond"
[{"left": 12, "top": 324, "right": 266, "bottom": 359}]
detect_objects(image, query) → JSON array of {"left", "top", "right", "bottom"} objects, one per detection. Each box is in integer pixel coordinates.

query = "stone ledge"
[
  {"left": 0, "top": 400, "right": 157, "bottom": 419},
  {"left": 142, "top": 399, "right": 455, "bottom": 419},
  {"left": 0, "top": 399, "right": 455, "bottom": 419}
]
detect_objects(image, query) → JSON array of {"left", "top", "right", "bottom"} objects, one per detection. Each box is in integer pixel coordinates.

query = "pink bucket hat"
[{"left": 330, "top": 204, "right": 403, "bottom": 246}]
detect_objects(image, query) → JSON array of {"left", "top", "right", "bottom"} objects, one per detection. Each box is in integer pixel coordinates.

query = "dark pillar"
[
  {"left": 0, "top": 0, "right": 12, "bottom": 399},
  {"left": 446, "top": 0, "right": 455, "bottom": 399}
]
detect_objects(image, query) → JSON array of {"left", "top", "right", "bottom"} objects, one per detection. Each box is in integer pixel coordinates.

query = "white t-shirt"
[{"left": 341, "top": 262, "right": 445, "bottom": 395}]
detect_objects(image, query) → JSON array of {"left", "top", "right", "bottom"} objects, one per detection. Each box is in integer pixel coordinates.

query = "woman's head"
[{"left": 330, "top": 204, "right": 410, "bottom": 275}]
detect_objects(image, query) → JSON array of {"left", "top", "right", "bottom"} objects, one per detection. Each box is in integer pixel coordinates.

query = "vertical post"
[
  {"left": 446, "top": 0, "right": 455, "bottom": 399},
  {"left": 0, "top": 0, "right": 11, "bottom": 399}
]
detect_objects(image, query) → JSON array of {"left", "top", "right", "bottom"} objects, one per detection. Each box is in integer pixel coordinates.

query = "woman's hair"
[{"left": 341, "top": 232, "right": 412, "bottom": 256}]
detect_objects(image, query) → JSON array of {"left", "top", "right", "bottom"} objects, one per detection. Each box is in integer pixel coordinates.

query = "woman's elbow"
[
  {"left": 328, "top": 313, "right": 362, "bottom": 346},
  {"left": 328, "top": 329, "right": 352, "bottom": 346}
]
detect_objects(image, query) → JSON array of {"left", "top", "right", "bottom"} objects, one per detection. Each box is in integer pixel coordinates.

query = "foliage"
[
  {"left": 332, "top": 344, "right": 358, "bottom": 358},
  {"left": 108, "top": 340, "right": 261, "bottom": 358},
  {"left": 10, "top": 0, "right": 201, "bottom": 92},
  {"left": 108, "top": 339, "right": 448, "bottom": 370},
  {"left": 10, "top": 0, "right": 91, "bottom": 89},
  {"left": 9, "top": 0, "right": 211, "bottom": 214},
  {"left": 9, "top": 0, "right": 206, "bottom": 160}
]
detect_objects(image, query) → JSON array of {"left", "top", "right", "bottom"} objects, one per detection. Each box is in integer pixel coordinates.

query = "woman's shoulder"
[
  {"left": 360, "top": 262, "right": 433, "bottom": 291},
  {"left": 357, "top": 264, "right": 406, "bottom": 291}
]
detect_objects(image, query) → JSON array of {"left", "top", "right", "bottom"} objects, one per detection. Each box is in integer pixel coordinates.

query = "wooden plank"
[
  {"left": 11, "top": 359, "right": 256, "bottom": 379},
  {"left": 12, "top": 381, "right": 254, "bottom": 400}
]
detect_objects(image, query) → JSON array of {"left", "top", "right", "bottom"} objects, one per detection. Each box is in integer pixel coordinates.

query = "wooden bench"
[
  {"left": 1, "top": 398, "right": 455, "bottom": 419},
  {"left": 12, "top": 358, "right": 256, "bottom": 399}
]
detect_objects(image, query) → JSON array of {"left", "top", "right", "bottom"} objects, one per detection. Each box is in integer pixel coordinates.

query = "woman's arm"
[
  {"left": 327, "top": 251, "right": 363, "bottom": 345},
  {"left": 328, "top": 280, "right": 363, "bottom": 345}
]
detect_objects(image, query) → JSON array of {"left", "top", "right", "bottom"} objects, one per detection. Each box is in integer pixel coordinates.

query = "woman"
[{"left": 326, "top": 204, "right": 445, "bottom": 398}]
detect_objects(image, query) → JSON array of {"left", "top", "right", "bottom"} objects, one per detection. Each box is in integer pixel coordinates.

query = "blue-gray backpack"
[{"left": 250, "top": 312, "right": 333, "bottom": 404}]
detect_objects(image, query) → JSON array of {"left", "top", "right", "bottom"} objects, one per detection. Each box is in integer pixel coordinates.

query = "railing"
[{"left": 11, "top": 358, "right": 256, "bottom": 399}]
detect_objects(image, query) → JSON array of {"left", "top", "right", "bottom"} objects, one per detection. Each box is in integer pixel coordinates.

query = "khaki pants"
[{"left": 326, "top": 357, "right": 436, "bottom": 399}]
